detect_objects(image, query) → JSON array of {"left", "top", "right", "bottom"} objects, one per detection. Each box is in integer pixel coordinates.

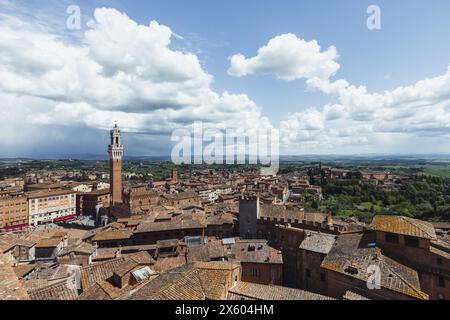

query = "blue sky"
[
  {"left": 97, "top": 0, "right": 450, "bottom": 122},
  {"left": 1, "top": 0, "right": 450, "bottom": 157}
]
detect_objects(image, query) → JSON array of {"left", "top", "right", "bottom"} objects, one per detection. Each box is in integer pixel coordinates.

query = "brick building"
[
  {"left": 81, "top": 189, "right": 110, "bottom": 217},
  {"left": 0, "top": 192, "right": 29, "bottom": 231},
  {"left": 321, "top": 233, "right": 429, "bottom": 300},
  {"left": 238, "top": 194, "right": 260, "bottom": 239},
  {"left": 109, "top": 123, "right": 123, "bottom": 205},
  {"left": 270, "top": 224, "right": 305, "bottom": 287},
  {"left": 122, "top": 185, "right": 160, "bottom": 214},
  {"left": 161, "top": 191, "right": 201, "bottom": 208},
  {"left": 298, "top": 231, "right": 336, "bottom": 295},
  {"left": 230, "top": 239, "right": 283, "bottom": 286},
  {"left": 371, "top": 215, "right": 450, "bottom": 300}
]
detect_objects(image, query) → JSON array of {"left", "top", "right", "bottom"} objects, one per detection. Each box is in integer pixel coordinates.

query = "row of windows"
[
  {"left": 0, "top": 216, "right": 27, "bottom": 222},
  {"left": 2, "top": 196, "right": 75, "bottom": 208},
  {"left": 241, "top": 268, "right": 261, "bottom": 278},
  {"left": 32, "top": 208, "right": 74, "bottom": 218},
  {"left": 0, "top": 202, "right": 27, "bottom": 208},
  {"left": 0, "top": 209, "right": 27, "bottom": 214},
  {"left": 385, "top": 233, "right": 447, "bottom": 267},
  {"left": 241, "top": 268, "right": 279, "bottom": 282},
  {"left": 385, "top": 233, "right": 420, "bottom": 248},
  {"left": 31, "top": 195, "right": 74, "bottom": 203}
]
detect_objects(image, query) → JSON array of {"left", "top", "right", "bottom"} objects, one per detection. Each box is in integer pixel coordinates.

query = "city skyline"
[{"left": 2, "top": 0, "right": 450, "bottom": 158}]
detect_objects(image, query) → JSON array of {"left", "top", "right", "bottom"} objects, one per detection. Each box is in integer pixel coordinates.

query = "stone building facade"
[{"left": 27, "top": 189, "right": 77, "bottom": 226}]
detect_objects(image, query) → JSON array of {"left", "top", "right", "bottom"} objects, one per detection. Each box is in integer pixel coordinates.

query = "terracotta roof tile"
[
  {"left": 0, "top": 252, "right": 29, "bottom": 300},
  {"left": 91, "top": 229, "right": 133, "bottom": 242},
  {"left": 371, "top": 215, "right": 437, "bottom": 240},
  {"left": 231, "top": 240, "right": 283, "bottom": 264},
  {"left": 343, "top": 291, "right": 370, "bottom": 300},
  {"left": 134, "top": 219, "right": 205, "bottom": 233},
  {"left": 80, "top": 258, "right": 127, "bottom": 290},
  {"left": 127, "top": 262, "right": 238, "bottom": 300},
  {"left": 228, "top": 282, "right": 333, "bottom": 300},
  {"left": 127, "top": 264, "right": 205, "bottom": 300},
  {"left": 28, "top": 280, "right": 78, "bottom": 300},
  {"left": 321, "top": 233, "right": 429, "bottom": 300},
  {"left": 299, "top": 231, "right": 336, "bottom": 254}
]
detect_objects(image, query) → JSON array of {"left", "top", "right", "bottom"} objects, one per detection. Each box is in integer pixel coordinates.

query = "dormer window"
[{"left": 344, "top": 266, "right": 359, "bottom": 275}]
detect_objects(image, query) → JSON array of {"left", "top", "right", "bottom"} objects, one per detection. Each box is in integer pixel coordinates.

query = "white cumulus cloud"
[
  {"left": 0, "top": 8, "right": 272, "bottom": 139},
  {"left": 230, "top": 33, "right": 450, "bottom": 154},
  {"left": 228, "top": 33, "right": 340, "bottom": 81}
]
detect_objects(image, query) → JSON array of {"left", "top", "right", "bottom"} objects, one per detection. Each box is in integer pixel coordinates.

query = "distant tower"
[
  {"left": 108, "top": 123, "right": 123, "bottom": 205},
  {"left": 171, "top": 168, "right": 178, "bottom": 183},
  {"left": 239, "top": 193, "right": 260, "bottom": 239}
]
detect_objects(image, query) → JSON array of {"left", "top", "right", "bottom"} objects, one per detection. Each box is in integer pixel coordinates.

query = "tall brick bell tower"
[{"left": 108, "top": 123, "right": 123, "bottom": 205}]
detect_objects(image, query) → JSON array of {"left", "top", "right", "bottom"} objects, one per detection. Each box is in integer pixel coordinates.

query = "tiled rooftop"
[
  {"left": 124, "top": 251, "right": 156, "bottom": 265},
  {"left": 134, "top": 218, "right": 205, "bottom": 233},
  {"left": 196, "top": 262, "right": 239, "bottom": 300},
  {"left": 13, "top": 264, "right": 35, "bottom": 279},
  {"left": 81, "top": 251, "right": 155, "bottom": 290},
  {"left": 228, "top": 282, "right": 334, "bottom": 300},
  {"left": 28, "top": 280, "right": 78, "bottom": 300},
  {"left": 0, "top": 252, "right": 29, "bottom": 300},
  {"left": 127, "top": 261, "right": 238, "bottom": 300},
  {"left": 371, "top": 215, "right": 437, "bottom": 240},
  {"left": 343, "top": 291, "right": 370, "bottom": 300},
  {"left": 80, "top": 258, "right": 128, "bottom": 290},
  {"left": 127, "top": 264, "right": 205, "bottom": 300},
  {"left": 231, "top": 240, "right": 283, "bottom": 264},
  {"left": 321, "top": 233, "right": 429, "bottom": 300},
  {"left": 260, "top": 203, "right": 304, "bottom": 221},
  {"left": 299, "top": 231, "right": 336, "bottom": 255},
  {"left": 91, "top": 229, "right": 133, "bottom": 242},
  {"left": 36, "top": 238, "right": 62, "bottom": 248}
]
